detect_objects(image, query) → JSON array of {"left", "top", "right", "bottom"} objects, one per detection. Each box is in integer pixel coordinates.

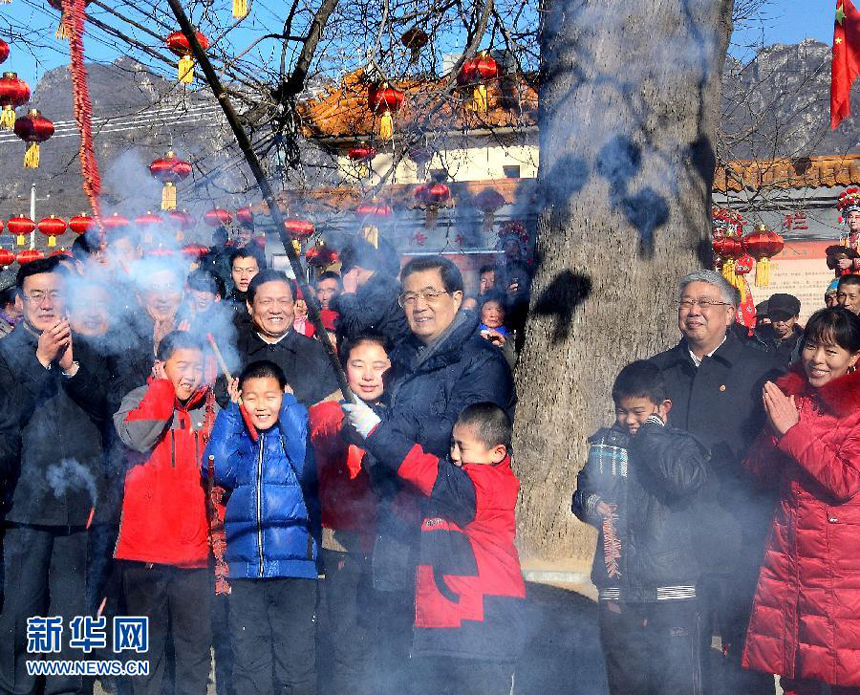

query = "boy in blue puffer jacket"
[{"left": 204, "top": 359, "right": 320, "bottom": 695}]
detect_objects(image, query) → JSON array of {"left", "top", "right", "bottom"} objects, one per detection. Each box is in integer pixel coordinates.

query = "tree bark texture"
[{"left": 514, "top": 0, "right": 735, "bottom": 563}]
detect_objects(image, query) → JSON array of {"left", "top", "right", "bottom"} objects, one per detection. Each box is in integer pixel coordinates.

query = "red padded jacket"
[{"left": 742, "top": 367, "right": 860, "bottom": 686}]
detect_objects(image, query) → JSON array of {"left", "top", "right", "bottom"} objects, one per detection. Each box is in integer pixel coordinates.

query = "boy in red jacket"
[
  {"left": 343, "top": 400, "right": 526, "bottom": 695},
  {"left": 113, "top": 331, "right": 218, "bottom": 695}
]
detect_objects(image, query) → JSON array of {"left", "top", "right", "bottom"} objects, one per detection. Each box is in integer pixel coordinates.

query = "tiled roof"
[
  {"left": 298, "top": 68, "right": 538, "bottom": 140},
  {"left": 714, "top": 154, "right": 860, "bottom": 192}
]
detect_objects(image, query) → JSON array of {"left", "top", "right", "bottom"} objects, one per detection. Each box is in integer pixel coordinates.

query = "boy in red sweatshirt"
[
  {"left": 113, "top": 331, "right": 218, "bottom": 695},
  {"left": 344, "top": 400, "right": 526, "bottom": 695}
]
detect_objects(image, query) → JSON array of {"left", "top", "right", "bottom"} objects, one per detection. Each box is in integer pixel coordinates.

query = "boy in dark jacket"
[
  {"left": 204, "top": 359, "right": 319, "bottom": 695},
  {"left": 114, "top": 330, "right": 218, "bottom": 695},
  {"left": 344, "top": 400, "right": 526, "bottom": 695},
  {"left": 572, "top": 360, "right": 709, "bottom": 695}
]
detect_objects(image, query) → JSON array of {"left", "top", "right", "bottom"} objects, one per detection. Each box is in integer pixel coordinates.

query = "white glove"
[{"left": 342, "top": 400, "right": 381, "bottom": 439}]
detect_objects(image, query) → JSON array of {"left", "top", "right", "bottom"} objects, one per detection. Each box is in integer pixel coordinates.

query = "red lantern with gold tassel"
[
  {"left": 355, "top": 200, "right": 391, "bottom": 248},
  {"left": 7, "top": 215, "right": 35, "bottom": 246},
  {"left": 69, "top": 213, "right": 95, "bottom": 236},
  {"left": 348, "top": 144, "right": 376, "bottom": 178},
  {"left": 17, "top": 248, "right": 45, "bottom": 265},
  {"left": 149, "top": 151, "right": 191, "bottom": 211},
  {"left": 38, "top": 215, "right": 66, "bottom": 248},
  {"left": 401, "top": 27, "right": 428, "bottom": 63},
  {"left": 284, "top": 218, "right": 314, "bottom": 256},
  {"left": 743, "top": 224, "right": 784, "bottom": 288},
  {"left": 0, "top": 247, "right": 14, "bottom": 268},
  {"left": 459, "top": 52, "right": 497, "bottom": 112},
  {"left": 166, "top": 30, "right": 209, "bottom": 84},
  {"left": 0, "top": 73, "right": 29, "bottom": 131},
  {"left": 368, "top": 84, "right": 404, "bottom": 141},
  {"left": 14, "top": 110, "right": 54, "bottom": 169}
]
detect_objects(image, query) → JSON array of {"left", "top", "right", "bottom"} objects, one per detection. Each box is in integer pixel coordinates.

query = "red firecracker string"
[
  {"left": 602, "top": 505, "right": 622, "bottom": 578},
  {"left": 61, "top": 0, "right": 101, "bottom": 220}
]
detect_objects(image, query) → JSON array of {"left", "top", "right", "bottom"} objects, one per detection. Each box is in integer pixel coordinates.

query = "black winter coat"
[
  {"left": 217, "top": 325, "right": 340, "bottom": 408},
  {"left": 751, "top": 323, "right": 803, "bottom": 369},
  {"left": 649, "top": 332, "right": 782, "bottom": 572},
  {"left": 105, "top": 310, "right": 159, "bottom": 414},
  {"left": 572, "top": 419, "right": 708, "bottom": 601},
  {"left": 0, "top": 324, "right": 110, "bottom": 525},
  {"left": 331, "top": 272, "right": 409, "bottom": 347}
]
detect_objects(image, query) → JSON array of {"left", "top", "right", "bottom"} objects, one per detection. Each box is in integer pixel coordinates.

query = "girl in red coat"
[{"left": 742, "top": 307, "right": 860, "bottom": 694}]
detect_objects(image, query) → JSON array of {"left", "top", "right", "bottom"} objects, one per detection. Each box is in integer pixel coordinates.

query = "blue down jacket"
[{"left": 203, "top": 397, "right": 320, "bottom": 579}]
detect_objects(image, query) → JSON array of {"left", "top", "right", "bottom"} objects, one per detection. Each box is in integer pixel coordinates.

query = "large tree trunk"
[{"left": 514, "top": 0, "right": 735, "bottom": 564}]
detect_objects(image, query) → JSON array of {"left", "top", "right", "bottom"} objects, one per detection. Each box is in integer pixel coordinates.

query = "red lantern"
[
  {"left": 167, "top": 210, "right": 196, "bottom": 234},
  {"left": 401, "top": 27, "right": 428, "bottom": 62},
  {"left": 166, "top": 30, "right": 209, "bottom": 84},
  {"left": 355, "top": 200, "right": 392, "bottom": 220},
  {"left": 235, "top": 207, "right": 254, "bottom": 228},
  {"left": 734, "top": 253, "right": 754, "bottom": 276},
  {"left": 101, "top": 213, "right": 130, "bottom": 232},
  {"left": 425, "top": 182, "right": 451, "bottom": 205},
  {"left": 284, "top": 219, "right": 314, "bottom": 240},
  {"left": 149, "top": 151, "right": 192, "bottom": 211},
  {"left": 347, "top": 144, "right": 376, "bottom": 177},
  {"left": 306, "top": 242, "right": 338, "bottom": 269},
  {"left": 204, "top": 208, "right": 232, "bottom": 227},
  {"left": 38, "top": 216, "right": 66, "bottom": 248},
  {"left": 0, "top": 40, "right": 9, "bottom": 65},
  {"left": 458, "top": 52, "right": 497, "bottom": 112},
  {"left": 17, "top": 248, "right": 45, "bottom": 265},
  {"left": 7, "top": 215, "right": 35, "bottom": 246},
  {"left": 51, "top": 247, "right": 72, "bottom": 259},
  {"left": 743, "top": 224, "right": 783, "bottom": 287},
  {"left": 13, "top": 109, "right": 53, "bottom": 168},
  {"left": 147, "top": 247, "right": 176, "bottom": 258},
  {"left": 135, "top": 212, "right": 163, "bottom": 245},
  {"left": 474, "top": 187, "right": 505, "bottom": 232},
  {"left": 0, "top": 72, "right": 30, "bottom": 131},
  {"left": 69, "top": 213, "right": 95, "bottom": 236},
  {"left": 181, "top": 243, "right": 209, "bottom": 260},
  {"left": 368, "top": 84, "right": 404, "bottom": 141},
  {"left": 0, "top": 247, "right": 14, "bottom": 268}
]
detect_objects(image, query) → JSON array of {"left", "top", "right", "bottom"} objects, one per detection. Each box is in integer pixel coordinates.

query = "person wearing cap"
[
  {"left": 754, "top": 301, "right": 771, "bottom": 330},
  {"left": 825, "top": 279, "right": 840, "bottom": 308},
  {"left": 753, "top": 293, "right": 803, "bottom": 368}
]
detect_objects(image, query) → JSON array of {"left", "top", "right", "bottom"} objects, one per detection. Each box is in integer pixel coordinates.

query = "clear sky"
[{"left": 0, "top": 0, "right": 840, "bottom": 86}]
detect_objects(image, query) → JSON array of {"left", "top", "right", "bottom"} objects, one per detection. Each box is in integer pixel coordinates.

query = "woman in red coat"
[{"left": 742, "top": 307, "right": 860, "bottom": 695}]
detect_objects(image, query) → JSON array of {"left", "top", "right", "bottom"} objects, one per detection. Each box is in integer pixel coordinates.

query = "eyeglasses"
[
  {"left": 398, "top": 289, "right": 450, "bottom": 307},
  {"left": 22, "top": 290, "right": 61, "bottom": 305},
  {"left": 678, "top": 298, "right": 731, "bottom": 310}
]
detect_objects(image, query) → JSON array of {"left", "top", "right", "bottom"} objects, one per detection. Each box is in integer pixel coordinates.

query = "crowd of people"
[{"left": 0, "top": 217, "right": 859, "bottom": 695}]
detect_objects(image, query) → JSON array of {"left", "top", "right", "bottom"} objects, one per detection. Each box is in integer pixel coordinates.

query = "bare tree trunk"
[{"left": 514, "top": 0, "right": 735, "bottom": 563}]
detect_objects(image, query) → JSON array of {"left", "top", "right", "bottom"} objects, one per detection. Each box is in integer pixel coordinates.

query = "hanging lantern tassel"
[
  {"left": 23, "top": 141, "right": 40, "bottom": 169},
  {"left": 291, "top": 239, "right": 301, "bottom": 256},
  {"left": 47, "top": 236, "right": 56, "bottom": 248},
  {"left": 379, "top": 110, "right": 393, "bottom": 141},
  {"left": 178, "top": 55, "right": 194, "bottom": 84},
  {"left": 1, "top": 106, "right": 14, "bottom": 130},
  {"left": 55, "top": 13, "right": 69, "bottom": 40},
  {"left": 162, "top": 182, "right": 177, "bottom": 212},
  {"left": 232, "top": 0, "right": 248, "bottom": 18},
  {"left": 362, "top": 225, "right": 379, "bottom": 249},
  {"left": 473, "top": 84, "right": 488, "bottom": 112},
  {"left": 425, "top": 207, "right": 438, "bottom": 229},
  {"left": 755, "top": 258, "right": 770, "bottom": 288},
  {"left": 721, "top": 259, "right": 736, "bottom": 288}
]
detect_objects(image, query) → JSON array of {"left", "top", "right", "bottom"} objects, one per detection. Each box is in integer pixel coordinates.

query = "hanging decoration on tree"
[
  {"left": 0, "top": 39, "right": 9, "bottom": 64},
  {"left": 62, "top": 0, "right": 101, "bottom": 219},
  {"left": 401, "top": 27, "right": 428, "bottom": 63},
  {"left": 166, "top": 30, "right": 209, "bottom": 84},
  {"left": 38, "top": 215, "right": 66, "bottom": 248},
  {"left": 474, "top": 187, "right": 506, "bottom": 233},
  {"left": 284, "top": 218, "right": 314, "bottom": 256},
  {"left": 368, "top": 83, "right": 404, "bottom": 141},
  {"left": 0, "top": 72, "right": 30, "bottom": 130},
  {"left": 710, "top": 207, "right": 744, "bottom": 290},
  {"left": 149, "top": 151, "right": 192, "bottom": 211},
  {"left": 232, "top": 0, "right": 248, "bottom": 19},
  {"left": 413, "top": 182, "right": 452, "bottom": 229},
  {"left": 458, "top": 52, "right": 498, "bottom": 112},
  {"left": 48, "top": 0, "right": 91, "bottom": 40},
  {"left": 347, "top": 144, "right": 376, "bottom": 178},
  {"left": 14, "top": 109, "right": 54, "bottom": 168},
  {"left": 355, "top": 199, "right": 392, "bottom": 248},
  {"left": 204, "top": 208, "right": 232, "bottom": 228},
  {"left": 235, "top": 206, "right": 254, "bottom": 229},
  {"left": 306, "top": 241, "right": 338, "bottom": 269},
  {"left": 7, "top": 215, "right": 35, "bottom": 246}
]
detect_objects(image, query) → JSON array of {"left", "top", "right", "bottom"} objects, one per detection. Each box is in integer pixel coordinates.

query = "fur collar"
[{"left": 777, "top": 366, "right": 860, "bottom": 418}]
